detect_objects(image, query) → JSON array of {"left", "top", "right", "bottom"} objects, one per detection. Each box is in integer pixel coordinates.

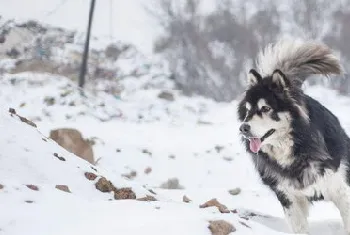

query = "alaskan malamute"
[{"left": 237, "top": 39, "right": 350, "bottom": 234}]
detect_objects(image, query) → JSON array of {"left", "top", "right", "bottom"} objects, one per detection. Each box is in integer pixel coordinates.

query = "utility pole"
[{"left": 79, "top": 0, "right": 96, "bottom": 88}]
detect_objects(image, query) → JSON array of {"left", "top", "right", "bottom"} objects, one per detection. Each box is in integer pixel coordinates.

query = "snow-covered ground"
[
  {"left": 0, "top": 71, "right": 349, "bottom": 235},
  {"left": 0, "top": 2, "right": 350, "bottom": 234}
]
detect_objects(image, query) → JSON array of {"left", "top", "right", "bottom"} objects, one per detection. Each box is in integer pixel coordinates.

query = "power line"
[{"left": 45, "top": 0, "right": 69, "bottom": 17}]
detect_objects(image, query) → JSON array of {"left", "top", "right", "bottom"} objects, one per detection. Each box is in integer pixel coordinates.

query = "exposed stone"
[
  {"left": 95, "top": 177, "right": 116, "bottom": 193},
  {"left": 141, "top": 149, "right": 152, "bottom": 156},
  {"left": 50, "top": 128, "right": 94, "bottom": 164},
  {"left": 122, "top": 170, "right": 137, "bottom": 179},
  {"left": 228, "top": 188, "right": 241, "bottom": 196},
  {"left": 53, "top": 153, "right": 66, "bottom": 161},
  {"left": 43, "top": 96, "right": 55, "bottom": 106},
  {"left": 158, "top": 91, "right": 175, "bottom": 101},
  {"left": 160, "top": 178, "right": 184, "bottom": 189},
  {"left": 26, "top": 184, "right": 39, "bottom": 191},
  {"left": 137, "top": 195, "right": 157, "bottom": 201},
  {"left": 55, "top": 185, "right": 71, "bottom": 193},
  {"left": 144, "top": 167, "right": 152, "bottom": 174},
  {"left": 208, "top": 220, "right": 236, "bottom": 235},
  {"left": 200, "top": 198, "right": 230, "bottom": 213},
  {"left": 9, "top": 108, "right": 37, "bottom": 127},
  {"left": 215, "top": 145, "right": 225, "bottom": 153},
  {"left": 114, "top": 187, "right": 136, "bottom": 200},
  {"left": 183, "top": 195, "right": 191, "bottom": 203}
]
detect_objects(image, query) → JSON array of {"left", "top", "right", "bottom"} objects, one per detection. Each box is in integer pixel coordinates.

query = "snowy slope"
[
  {"left": 0, "top": 101, "right": 293, "bottom": 235},
  {"left": 0, "top": 70, "right": 349, "bottom": 234}
]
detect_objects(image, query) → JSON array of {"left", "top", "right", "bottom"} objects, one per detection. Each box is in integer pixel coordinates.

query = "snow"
[
  {"left": 0, "top": 70, "right": 349, "bottom": 235},
  {"left": 0, "top": 3, "right": 349, "bottom": 234}
]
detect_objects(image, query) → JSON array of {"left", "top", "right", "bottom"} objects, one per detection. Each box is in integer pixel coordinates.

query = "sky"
[{"left": 0, "top": 0, "right": 161, "bottom": 55}]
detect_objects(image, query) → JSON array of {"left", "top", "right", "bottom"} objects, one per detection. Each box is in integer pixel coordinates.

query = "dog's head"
[{"left": 237, "top": 69, "right": 305, "bottom": 154}]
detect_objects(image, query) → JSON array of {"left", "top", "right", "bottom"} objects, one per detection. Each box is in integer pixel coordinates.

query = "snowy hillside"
[
  {"left": 1, "top": 3, "right": 350, "bottom": 234},
  {"left": 0, "top": 72, "right": 349, "bottom": 235},
  {"left": 0, "top": 98, "right": 281, "bottom": 235}
]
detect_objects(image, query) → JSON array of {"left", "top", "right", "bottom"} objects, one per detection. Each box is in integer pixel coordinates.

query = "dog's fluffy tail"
[{"left": 256, "top": 39, "right": 342, "bottom": 85}]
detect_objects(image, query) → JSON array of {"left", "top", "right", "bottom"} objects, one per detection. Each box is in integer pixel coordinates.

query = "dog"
[{"left": 237, "top": 39, "right": 350, "bottom": 234}]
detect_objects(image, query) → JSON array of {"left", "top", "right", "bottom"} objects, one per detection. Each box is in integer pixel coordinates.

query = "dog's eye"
[{"left": 261, "top": 106, "right": 271, "bottom": 113}]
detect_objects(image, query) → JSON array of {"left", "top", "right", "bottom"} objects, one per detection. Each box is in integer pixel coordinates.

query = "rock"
[
  {"left": 215, "top": 145, "right": 225, "bottom": 153},
  {"left": 168, "top": 154, "right": 176, "bottom": 159},
  {"left": 144, "top": 167, "right": 152, "bottom": 174},
  {"left": 43, "top": 96, "right": 55, "bottom": 106},
  {"left": 50, "top": 128, "right": 94, "bottom": 164},
  {"left": 199, "top": 198, "right": 230, "bottom": 213},
  {"left": 95, "top": 177, "right": 116, "bottom": 193},
  {"left": 25, "top": 200, "right": 34, "bottom": 204},
  {"left": 122, "top": 170, "right": 137, "bottom": 179},
  {"left": 84, "top": 172, "right": 98, "bottom": 181},
  {"left": 53, "top": 153, "right": 66, "bottom": 161},
  {"left": 55, "top": 185, "right": 71, "bottom": 193},
  {"left": 223, "top": 156, "right": 233, "bottom": 162},
  {"left": 183, "top": 195, "right": 191, "bottom": 203},
  {"left": 208, "top": 220, "right": 236, "bottom": 235},
  {"left": 141, "top": 149, "right": 152, "bottom": 156},
  {"left": 114, "top": 188, "right": 136, "bottom": 200},
  {"left": 0, "top": 35, "right": 5, "bottom": 43},
  {"left": 148, "top": 189, "right": 157, "bottom": 195},
  {"left": 228, "top": 188, "right": 241, "bottom": 196},
  {"left": 26, "top": 184, "right": 39, "bottom": 191},
  {"left": 6, "top": 47, "right": 20, "bottom": 58},
  {"left": 9, "top": 108, "right": 37, "bottom": 128},
  {"left": 160, "top": 178, "right": 184, "bottom": 189},
  {"left": 105, "top": 43, "right": 122, "bottom": 61},
  {"left": 158, "top": 91, "right": 174, "bottom": 101},
  {"left": 0, "top": 184, "right": 4, "bottom": 189},
  {"left": 137, "top": 195, "right": 157, "bottom": 201}
]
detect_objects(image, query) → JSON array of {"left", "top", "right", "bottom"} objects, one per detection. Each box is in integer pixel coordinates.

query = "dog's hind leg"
[{"left": 327, "top": 177, "right": 350, "bottom": 234}]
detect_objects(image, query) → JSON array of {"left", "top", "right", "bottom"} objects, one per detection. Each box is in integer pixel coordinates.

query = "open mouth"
[{"left": 248, "top": 129, "right": 275, "bottom": 153}]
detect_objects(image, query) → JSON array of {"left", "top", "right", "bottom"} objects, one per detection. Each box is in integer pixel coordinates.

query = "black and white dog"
[{"left": 237, "top": 39, "right": 350, "bottom": 234}]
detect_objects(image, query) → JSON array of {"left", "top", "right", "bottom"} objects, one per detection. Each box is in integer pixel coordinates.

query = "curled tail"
[{"left": 256, "top": 39, "right": 342, "bottom": 85}]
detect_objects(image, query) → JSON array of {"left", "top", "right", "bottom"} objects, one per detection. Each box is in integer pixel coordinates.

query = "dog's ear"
[
  {"left": 271, "top": 70, "right": 291, "bottom": 90},
  {"left": 247, "top": 69, "right": 262, "bottom": 87}
]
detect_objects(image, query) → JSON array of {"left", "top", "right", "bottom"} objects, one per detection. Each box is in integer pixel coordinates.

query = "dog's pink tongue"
[{"left": 249, "top": 138, "right": 262, "bottom": 153}]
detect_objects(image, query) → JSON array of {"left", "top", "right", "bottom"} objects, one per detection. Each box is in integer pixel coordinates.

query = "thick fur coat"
[{"left": 237, "top": 39, "right": 350, "bottom": 234}]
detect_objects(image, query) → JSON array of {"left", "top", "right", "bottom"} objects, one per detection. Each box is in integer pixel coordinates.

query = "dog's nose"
[{"left": 239, "top": 123, "right": 251, "bottom": 134}]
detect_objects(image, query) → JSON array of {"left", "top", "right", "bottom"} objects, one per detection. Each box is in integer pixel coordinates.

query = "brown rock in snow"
[
  {"left": 50, "top": 128, "right": 94, "bottom": 164},
  {"left": 55, "top": 185, "right": 71, "bottom": 193},
  {"left": 208, "top": 220, "right": 236, "bottom": 235},
  {"left": 26, "top": 185, "right": 39, "bottom": 191},
  {"left": 137, "top": 195, "right": 157, "bottom": 201},
  {"left": 114, "top": 187, "right": 136, "bottom": 200},
  {"left": 9, "top": 108, "right": 37, "bottom": 128},
  {"left": 95, "top": 177, "right": 116, "bottom": 193},
  {"left": 200, "top": 198, "right": 230, "bottom": 213},
  {"left": 144, "top": 167, "right": 152, "bottom": 174}
]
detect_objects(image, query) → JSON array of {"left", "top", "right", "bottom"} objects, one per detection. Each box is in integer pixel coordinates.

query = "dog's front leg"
[{"left": 276, "top": 190, "right": 309, "bottom": 234}]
